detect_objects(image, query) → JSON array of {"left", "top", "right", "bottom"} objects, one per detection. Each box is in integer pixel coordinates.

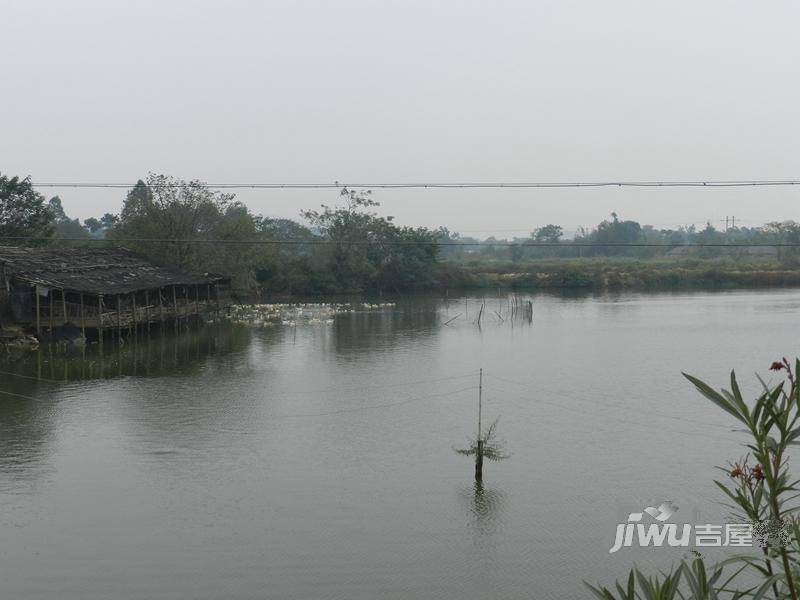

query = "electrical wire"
[
  {"left": 1, "top": 236, "right": 798, "bottom": 247},
  {"left": 271, "top": 384, "right": 476, "bottom": 418},
  {"left": 262, "top": 372, "right": 476, "bottom": 395},
  {"left": 32, "top": 180, "right": 800, "bottom": 190},
  {"left": 0, "top": 368, "right": 74, "bottom": 385},
  {"left": 458, "top": 220, "right": 740, "bottom": 234},
  {"left": 485, "top": 373, "right": 738, "bottom": 433},
  {"left": 0, "top": 389, "right": 45, "bottom": 402},
  {"left": 483, "top": 376, "right": 742, "bottom": 444},
  {"left": 0, "top": 368, "right": 477, "bottom": 405}
]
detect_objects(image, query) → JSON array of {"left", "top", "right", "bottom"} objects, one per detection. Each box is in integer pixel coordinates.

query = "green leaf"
[
  {"left": 766, "top": 436, "right": 779, "bottom": 452},
  {"left": 635, "top": 569, "right": 659, "bottom": 600},
  {"left": 584, "top": 582, "right": 617, "bottom": 600},
  {"left": 683, "top": 373, "right": 746, "bottom": 424},
  {"left": 713, "top": 480, "right": 741, "bottom": 505},
  {"left": 751, "top": 575, "right": 780, "bottom": 600},
  {"left": 787, "top": 428, "right": 800, "bottom": 444},
  {"left": 729, "top": 370, "right": 751, "bottom": 421}
]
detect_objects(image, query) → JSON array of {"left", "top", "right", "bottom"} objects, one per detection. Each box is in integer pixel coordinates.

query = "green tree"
[
  {"left": 84, "top": 217, "right": 102, "bottom": 233},
  {"left": 592, "top": 212, "right": 642, "bottom": 255},
  {"left": 373, "top": 225, "right": 439, "bottom": 291},
  {"left": 48, "top": 196, "right": 90, "bottom": 242},
  {"left": 112, "top": 174, "right": 258, "bottom": 291},
  {"left": 84, "top": 213, "right": 118, "bottom": 237},
  {"left": 765, "top": 221, "right": 800, "bottom": 264},
  {"left": 119, "top": 179, "right": 153, "bottom": 223},
  {"left": 532, "top": 224, "right": 563, "bottom": 243},
  {"left": 253, "top": 217, "right": 319, "bottom": 295},
  {"left": 47, "top": 196, "right": 67, "bottom": 222},
  {"left": 0, "top": 173, "right": 54, "bottom": 244},
  {"left": 257, "top": 217, "right": 315, "bottom": 242},
  {"left": 301, "top": 188, "right": 382, "bottom": 292},
  {"left": 100, "top": 213, "right": 118, "bottom": 229},
  {"left": 301, "top": 188, "right": 440, "bottom": 293}
]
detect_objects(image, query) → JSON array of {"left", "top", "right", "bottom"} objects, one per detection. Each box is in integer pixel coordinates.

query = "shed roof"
[{"left": 0, "top": 246, "right": 227, "bottom": 294}]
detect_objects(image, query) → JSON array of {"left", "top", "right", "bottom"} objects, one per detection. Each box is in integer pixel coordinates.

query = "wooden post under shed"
[
  {"left": 80, "top": 293, "right": 85, "bottom": 336},
  {"left": 159, "top": 288, "right": 165, "bottom": 330},
  {"left": 131, "top": 293, "right": 137, "bottom": 337},
  {"left": 98, "top": 294, "right": 104, "bottom": 347},
  {"left": 35, "top": 289, "right": 41, "bottom": 336},
  {"left": 144, "top": 290, "right": 151, "bottom": 334},
  {"left": 172, "top": 286, "right": 178, "bottom": 330}
]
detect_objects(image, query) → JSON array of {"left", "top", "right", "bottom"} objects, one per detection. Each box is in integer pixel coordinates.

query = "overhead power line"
[
  {"left": 461, "top": 218, "right": 758, "bottom": 233},
  {"left": 32, "top": 179, "right": 800, "bottom": 190},
  {"left": 1, "top": 236, "right": 799, "bottom": 247}
]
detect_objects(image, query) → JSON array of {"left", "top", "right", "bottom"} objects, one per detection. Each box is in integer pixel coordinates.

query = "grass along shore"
[{"left": 435, "top": 257, "right": 800, "bottom": 291}]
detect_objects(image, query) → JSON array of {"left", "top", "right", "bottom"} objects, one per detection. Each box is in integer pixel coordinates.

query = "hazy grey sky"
[{"left": 2, "top": 0, "right": 799, "bottom": 237}]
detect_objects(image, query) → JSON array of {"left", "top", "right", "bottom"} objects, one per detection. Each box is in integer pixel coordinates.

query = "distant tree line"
[
  {"left": 440, "top": 211, "right": 800, "bottom": 263},
  {"left": 2, "top": 171, "right": 800, "bottom": 295}
]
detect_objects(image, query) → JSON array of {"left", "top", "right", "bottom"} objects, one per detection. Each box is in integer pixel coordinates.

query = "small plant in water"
[
  {"left": 454, "top": 417, "right": 510, "bottom": 482},
  {"left": 587, "top": 357, "right": 800, "bottom": 599},
  {"left": 454, "top": 418, "right": 511, "bottom": 462}
]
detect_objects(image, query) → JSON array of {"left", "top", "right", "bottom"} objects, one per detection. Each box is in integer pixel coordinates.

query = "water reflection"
[
  {"left": 0, "top": 323, "right": 253, "bottom": 382},
  {"left": 460, "top": 480, "right": 507, "bottom": 538},
  {"left": 330, "top": 298, "right": 443, "bottom": 354},
  {"left": 0, "top": 325, "right": 255, "bottom": 484},
  {"left": 0, "top": 377, "right": 58, "bottom": 485}
]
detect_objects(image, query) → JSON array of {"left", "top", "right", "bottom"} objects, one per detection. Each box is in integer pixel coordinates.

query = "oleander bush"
[{"left": 587, "top": 358, "right": 800, "bottom": 599}]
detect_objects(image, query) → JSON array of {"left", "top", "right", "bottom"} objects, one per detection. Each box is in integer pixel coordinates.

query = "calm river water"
[{"left": 2, "top": 289, "right": 799, "bottom": 599}]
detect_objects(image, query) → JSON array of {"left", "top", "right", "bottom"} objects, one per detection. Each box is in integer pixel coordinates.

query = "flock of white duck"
[{"left": 223, "top": 302, "right": 396, "bottom": 327}]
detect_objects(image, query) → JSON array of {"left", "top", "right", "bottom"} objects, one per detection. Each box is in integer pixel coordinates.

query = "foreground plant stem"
[{"left": 771, "top": 451, "right": 797, "bottom": 600}]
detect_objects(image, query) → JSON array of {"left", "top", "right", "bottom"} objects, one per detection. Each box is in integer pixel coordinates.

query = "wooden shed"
[{"left": 0, "top": 246, "right": 229, "bottom": 340}]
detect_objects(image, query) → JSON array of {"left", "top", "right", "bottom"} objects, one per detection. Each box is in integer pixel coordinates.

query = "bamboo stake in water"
[{"left": 475, "top": 368, "right": 483, "bottom": 482}]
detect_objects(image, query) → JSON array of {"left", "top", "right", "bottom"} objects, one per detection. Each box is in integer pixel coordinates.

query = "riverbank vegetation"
[
  {"left": 3, "top": 171, "right": 800, "bottom": 296},
  {"left": 439, "top": 257, "right": 800, "bottom": 291}
]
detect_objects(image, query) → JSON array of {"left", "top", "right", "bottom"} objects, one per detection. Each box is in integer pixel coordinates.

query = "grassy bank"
[{"left": 434, "top": 257, "right": 800, "bottom": 291}]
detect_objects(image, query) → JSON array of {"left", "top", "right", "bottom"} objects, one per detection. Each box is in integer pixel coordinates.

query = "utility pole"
[{"left": 475, "top": 368, "right": 483, "bottom": 482}]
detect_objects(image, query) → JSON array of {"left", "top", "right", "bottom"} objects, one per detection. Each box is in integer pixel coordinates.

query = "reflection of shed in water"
[{"left": 0, "top": 246, "right": 230, "bottom": 340}]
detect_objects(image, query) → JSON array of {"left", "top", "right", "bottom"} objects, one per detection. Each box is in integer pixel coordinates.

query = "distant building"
[{"left": 0, "top": 246, "right": 229, "bottom": 340}]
